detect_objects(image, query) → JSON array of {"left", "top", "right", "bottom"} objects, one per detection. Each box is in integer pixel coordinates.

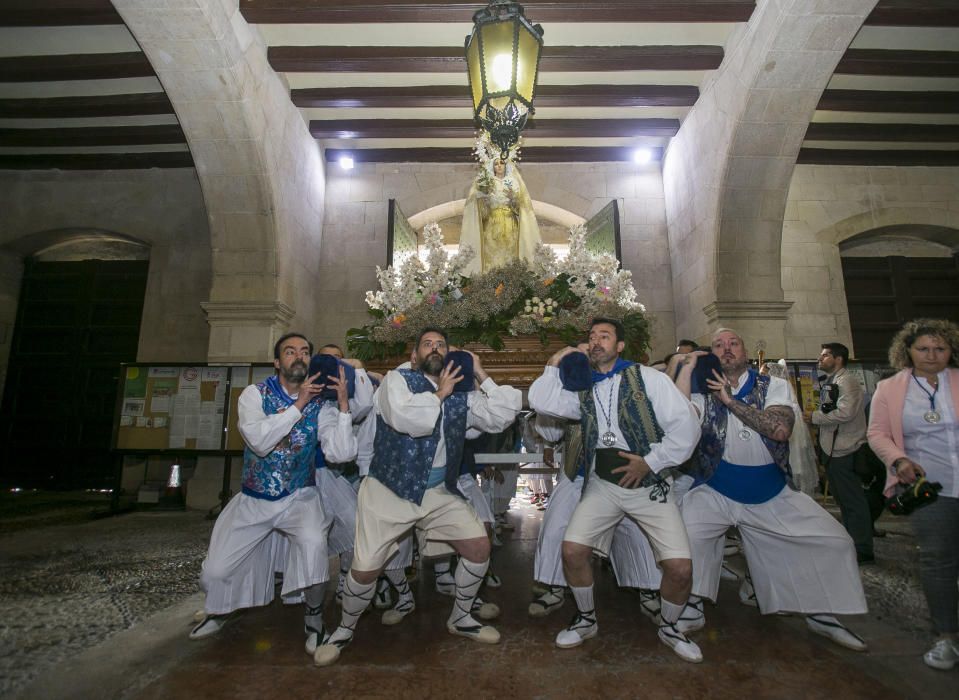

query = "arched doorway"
[
  {"left": 839, "top": 225, "right": 959, "bottom": 361},
  {"left": 0, "top": 231, "right": 151, "bottom": 489}
]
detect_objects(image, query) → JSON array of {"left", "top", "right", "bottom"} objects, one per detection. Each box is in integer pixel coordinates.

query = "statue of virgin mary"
[{"left": 460, "top": 143, "right": 541, "bottom": 275}]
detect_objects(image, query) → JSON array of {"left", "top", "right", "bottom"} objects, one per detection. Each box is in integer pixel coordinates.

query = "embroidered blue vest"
[
  {"left": 694, "top": 370, "right": 792, "bottom": 483},
  {"left": 242, "top": 376, "right": 322, "bottom": 500},
  {"left": 369, "top": 369, "right": 470, "bottom": 505},
  {"left": 578, "top": 365, "right": 665, "bottom": 481}
]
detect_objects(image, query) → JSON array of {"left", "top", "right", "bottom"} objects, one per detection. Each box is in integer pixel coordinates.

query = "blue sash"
[{"left": 706, "top": 459, "right": 785, "bottom": 504}]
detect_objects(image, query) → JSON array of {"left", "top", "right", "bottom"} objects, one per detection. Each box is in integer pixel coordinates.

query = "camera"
[
  {"left": 819, "top": 381, "right": 839, "bottom": 414},
  {"left": 886, "top": 478, "right": 942, "bottom": 516}
]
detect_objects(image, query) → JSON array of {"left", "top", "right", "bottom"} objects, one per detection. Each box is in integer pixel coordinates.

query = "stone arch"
[
  {"left": 1, "top": 227, "right": 151, "bottom": 259},
  {"left": 664, "top": 1, "right": 877, "bottom": 354},
  {"left": 112, "top": 0, "right": 327, "bottom": 361},
  {"left": 816, "top": 207, "right": 959, "bottom": 249}
]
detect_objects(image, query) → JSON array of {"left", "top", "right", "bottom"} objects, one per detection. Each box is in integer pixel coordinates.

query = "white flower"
[
  {"left": 531, "top": 296, "right": 540, "bottom": 304},
  {"left": 524, "top": 305, "right": 532, "bottom": 312}
]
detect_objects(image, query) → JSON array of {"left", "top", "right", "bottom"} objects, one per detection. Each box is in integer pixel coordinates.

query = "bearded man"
[
  {"left": 314, "top": 326, "right": 521, "bottom": 666},
  {"left": 191, "top": 333, "right": 357, "bottom": 655}
]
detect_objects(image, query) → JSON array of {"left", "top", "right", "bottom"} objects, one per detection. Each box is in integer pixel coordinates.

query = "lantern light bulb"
[
  {"left": 339, "top": 155, "right": 354, "bottom": 170},
  {"left": 633, "top": 148, "right": 653, "bottom": 165},
  {"left": 491, "top": 53, "right": 513, "bottom": 90}
]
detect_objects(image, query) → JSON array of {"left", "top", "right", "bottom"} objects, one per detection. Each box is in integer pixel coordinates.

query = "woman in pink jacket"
[{"left": 867, "top": 318, "right": 959, "bottom": 671}]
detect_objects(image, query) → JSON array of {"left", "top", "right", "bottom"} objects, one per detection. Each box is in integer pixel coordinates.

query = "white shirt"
[
  {"left": 527, "top": 364, "right": 701, "bottom": 474},
  {"left": 374, "top": 368, "right": 522, "bottom": 469},
  {"left": 237, "top": 382, "right": 357, "bottom": 463},
  {"left": 902, "top": 370, "right": 958, "bottom": 498},
  {"left": 691, "top": 373, "right": 791, "bottom": 466}
]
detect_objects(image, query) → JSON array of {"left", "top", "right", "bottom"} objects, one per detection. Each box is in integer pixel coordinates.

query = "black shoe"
[{"left": 857, "top": 553, "right": 876, "bottom": 565}]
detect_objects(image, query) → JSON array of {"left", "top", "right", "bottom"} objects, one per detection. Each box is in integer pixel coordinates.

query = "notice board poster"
[{"left": 114, "top": 365, "right": 229, "bottom": 451}]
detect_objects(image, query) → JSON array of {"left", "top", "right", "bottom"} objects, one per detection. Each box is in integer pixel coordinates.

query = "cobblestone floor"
[
  {"left": 0, "top": 494, "right": 940, "bottom": 699},
  {"left": 0, "top": 505, "right": 212, "bottom": 698}
]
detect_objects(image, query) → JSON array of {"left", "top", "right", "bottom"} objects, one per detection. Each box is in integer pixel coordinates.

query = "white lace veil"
[{"left": 766, "top": 359, "right": 819, "bottom": 496}]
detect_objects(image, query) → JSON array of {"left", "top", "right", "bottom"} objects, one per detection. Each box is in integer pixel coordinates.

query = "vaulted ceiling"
[{"left": 0, "top": 1, "right": 957, "bottom": 170}]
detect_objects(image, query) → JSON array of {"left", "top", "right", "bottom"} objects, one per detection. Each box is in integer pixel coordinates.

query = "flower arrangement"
[{"left": 347, "top": 223, "right": 651, "bottom": 361}]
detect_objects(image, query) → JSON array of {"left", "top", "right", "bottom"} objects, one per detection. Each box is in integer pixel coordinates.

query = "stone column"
[
  {"left": 662, "top": 0, "right": 877, "bottom": 357},
  {"left": 113, "top": 0, "right": 327, "bottom": 363}
]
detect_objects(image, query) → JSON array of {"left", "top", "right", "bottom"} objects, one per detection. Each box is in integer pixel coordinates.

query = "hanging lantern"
[{"left": 465, "top": 0, "right": 544, "bottom": 160}]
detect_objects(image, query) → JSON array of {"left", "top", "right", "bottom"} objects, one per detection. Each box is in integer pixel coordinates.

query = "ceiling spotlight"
[
  {"left": 633, "top": 148, "right": 652, "bottom": 165},
  {"left": 339, "top": 155, "right": 354, "bottom": 170}
]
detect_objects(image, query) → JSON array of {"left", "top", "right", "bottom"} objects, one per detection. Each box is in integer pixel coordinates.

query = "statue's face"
[{"left": 493, "top": 160, "right": 506, "bottom": 177}]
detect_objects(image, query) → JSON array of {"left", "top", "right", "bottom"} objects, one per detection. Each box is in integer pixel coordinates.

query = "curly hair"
[{"left": 887, "top": 318, "right": 959, "bottom": 370}]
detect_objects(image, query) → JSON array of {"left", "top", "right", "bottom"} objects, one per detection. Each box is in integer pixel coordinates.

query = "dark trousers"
[
  {"left": 912, "top": 495, "right": 959, "bottom": 634},
  {"left": 821, "top": 448, "right": 874, "bottom": 559}
]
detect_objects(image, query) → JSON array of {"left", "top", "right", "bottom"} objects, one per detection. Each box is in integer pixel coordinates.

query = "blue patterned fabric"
[
  {"left": 369, "top": 368, "right": 469, "bottom": 505},
  {"left": 577, "top": 364, "right": 665, "bottom": 483},
  {"left": 241, "top": 376, "right": 322, "bottom": 500},
  {"left": 693, "top": 369, "right": 792, "bottom": 485}
]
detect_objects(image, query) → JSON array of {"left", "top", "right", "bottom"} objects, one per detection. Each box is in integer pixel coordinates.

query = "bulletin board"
[{"left": 111, "top": 363, "right": 274, "bottom": 454}]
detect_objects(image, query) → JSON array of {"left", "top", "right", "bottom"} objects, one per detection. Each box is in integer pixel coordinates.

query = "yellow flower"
[
  {"left": 494, "top": 283, "right": 505, "bottom": 297},
  {"left": 543, "top": 277, "right": 555, "bottom": 286}
]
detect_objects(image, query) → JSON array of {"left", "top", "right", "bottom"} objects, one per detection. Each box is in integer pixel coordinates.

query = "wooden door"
[{"left": 0, "top": 260, "right": 148, "bottom": 488}]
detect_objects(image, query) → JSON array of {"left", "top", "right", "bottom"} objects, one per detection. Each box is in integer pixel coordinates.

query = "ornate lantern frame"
[{"left": 465, "top": 0, "right": 544, "bottom": 160}]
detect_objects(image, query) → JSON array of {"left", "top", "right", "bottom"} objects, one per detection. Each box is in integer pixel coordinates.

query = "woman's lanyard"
[{"left": 911, "top": 371, "right": 942, "bottom": 424}]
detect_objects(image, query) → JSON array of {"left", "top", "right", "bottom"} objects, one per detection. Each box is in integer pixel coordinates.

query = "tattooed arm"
[
  {"left": 706, "top": 370, "right": 795, "bottom": 442},
  {"left": 726, "top": 401, "right": 794, "bottom": 442}
]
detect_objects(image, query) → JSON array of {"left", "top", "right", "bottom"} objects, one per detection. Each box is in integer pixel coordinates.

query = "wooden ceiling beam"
[
  {"left": 292, "top": 83, "right": 699, "bottom": 109},
  {"left": 0, "top": 53, "right": 154, "bottom": 82},
  {"left": 241, "top": 1, "right": 755, "bottom": 24},
  {"left": 0, "top": 93, "right": 174, "bottom": 118},
  {"left": 818, "top": 90, "right": 959, "bottom": 113},
  {"left": 269, "top": 45, "right": 723, "bottom": 73},
  {"left": 325, "top": 146, "right": 662, "bottom": 163},
  {"left": 865, "top": 1, "right": 959, "bottom": 28},
  {"left": 0, "top": 152, "right": 194, "bottom": 169},
  {"left": 310, "top": 118, "right": 679, "bottom": 139},
  {"left": 836, "top": 49, "right": 959, "bottom": 78},
  {"left": 0, "top": 125, "right": 185, "bottom": 147},
  {"left": 805, "top": 123, "right": 959, "bottom": 142},
  {"left": 0, "top": 0, "right": 121, "bottom": 26},
  {"left": 798, "top": 148, "right": 959, "bottom": 167}
]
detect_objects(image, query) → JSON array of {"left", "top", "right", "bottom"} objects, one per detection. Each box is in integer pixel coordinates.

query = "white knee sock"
[
  {"left": 434, "top": 557, "right": 454, "bottom": 582},
  {"left": 448, "top": 558, "right": 488, "bottom": 627},
  {"left": 570, "top": 585, "right": 595, "bottom": 617},
  {"left": 660, "top": 598, "right": 686, "bottom": 625},
  {"left": 332, "top": 572, "right": 375, "bottom": 642}
]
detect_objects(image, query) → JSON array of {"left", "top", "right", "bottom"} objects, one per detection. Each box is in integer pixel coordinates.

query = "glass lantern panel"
[
  {"left": 480, "top": 19, "right": 518, "bottom": 93},
  {"left": 466, "top": 35, "right": 484, "bottom": 110},
  {"left": 515, "top": 26, "right": 541, "bottom": 103}
]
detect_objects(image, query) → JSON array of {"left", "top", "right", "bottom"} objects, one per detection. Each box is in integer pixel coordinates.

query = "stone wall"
[
  {"left": 316, "top": 161, "right": 678, "bottom": 363},
  {"left": 0, "top": 168, "right": 212, "bottom": 396},
  {"left": 781, "top": 164, "right": 959, "bottom": 359}
]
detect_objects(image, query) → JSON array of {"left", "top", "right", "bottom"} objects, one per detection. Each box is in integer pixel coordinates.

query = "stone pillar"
[
  {"left": 113, "top": 0, "right": 327, "bottom": 363},
  {"left": 662, "top": 0, "right": 877, "bottom": 353},
  {"left": 201, "top": 300, "right": 295, "bottom": 363}
]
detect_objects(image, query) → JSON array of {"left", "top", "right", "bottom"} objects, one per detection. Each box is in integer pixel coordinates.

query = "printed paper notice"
[
  {"left": 179, "top": 366, "right": 201, "bottom": 393},
  {"left": 196, "top": 402, "right": 220, "bottom": 449},
  {"left": 201, "top": 368, "right": 226, "bottom": 383},
  {"left": 149, "top": 379, "right": 176, "bottom": 414},
  {"left": 124, "top": 367, "right": 147, "bottom": 399},
  {"left": 149, "top": 367, "right": 179, "bottom": 379},
  {"left": 122, "top": 398, "right": 145, "bottom": 417}
]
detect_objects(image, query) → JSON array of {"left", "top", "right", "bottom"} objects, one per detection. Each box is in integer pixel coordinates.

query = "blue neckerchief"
[
  {"left": 591, "top": 358, "right": 634, "bottom": 384},
  {"left": 265, "top": 375, "right": 296, "bottom": 407},
  {"left": 732, "top": 369, "right": 757, "bottom": 400}
]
